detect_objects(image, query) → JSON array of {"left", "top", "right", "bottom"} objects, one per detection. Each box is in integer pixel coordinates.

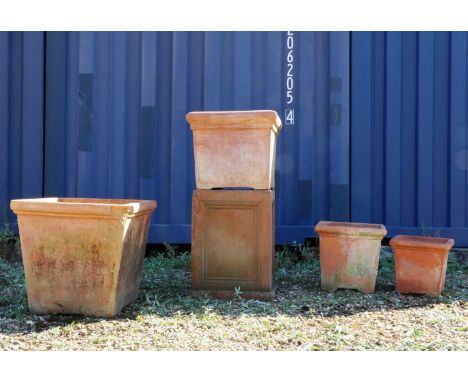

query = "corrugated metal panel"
[
  {"left": 43, "top": 31, "right": 350, "bottom": 243},
  {"left": 0, "top": 32, "right": 44, "bottom": 227},
  {"left": 2, "top": 31, "right": 467, "bottom": 246},
  {"left": 351, "top": 32, "right": 468, "bottom": 246}
]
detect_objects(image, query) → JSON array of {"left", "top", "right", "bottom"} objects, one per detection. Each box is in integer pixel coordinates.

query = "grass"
[
  {"left": 0, "top": 259, "right": 27, "bottom": 320},
  {"left": 0, "top": 244, "right": 466, "bottom": 350}
]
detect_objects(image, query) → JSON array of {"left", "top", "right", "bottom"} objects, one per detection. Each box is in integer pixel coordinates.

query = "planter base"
[
  {"left": 320, "top": 283, "right": 376, "bottom": 294},
  {"left": 191, "top": 190, "right": 275, "bottom": 299}
]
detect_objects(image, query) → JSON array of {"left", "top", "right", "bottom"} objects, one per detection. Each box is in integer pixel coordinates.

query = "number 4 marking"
[{"left": 285, "top": 109, "right": 295, "bottom": 125}]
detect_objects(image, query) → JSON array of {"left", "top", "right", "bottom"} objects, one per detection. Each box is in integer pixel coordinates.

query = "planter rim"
[
  {"left": 10, "top": 197, "right": 157, "bottom": 218},
  {"left": 390, "top": 235, "right": 454, "bottom": 250},
  {"left": 186, "top": 110, "right": 282, "bottom": 133},
  {"left": 315, "top": 221, "right": 387, "bottom": 237}
]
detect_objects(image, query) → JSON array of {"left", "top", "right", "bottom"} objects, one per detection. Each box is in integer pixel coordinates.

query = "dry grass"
[{"left": 0, "top": 246, "right": 466, "bottom": 350}]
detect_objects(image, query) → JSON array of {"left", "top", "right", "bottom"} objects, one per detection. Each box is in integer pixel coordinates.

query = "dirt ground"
[{"left": 0, "top": 246, "right": 466, "bottom": 350}]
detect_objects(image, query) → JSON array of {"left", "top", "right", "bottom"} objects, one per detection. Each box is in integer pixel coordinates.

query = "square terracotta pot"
[
  {"left": 191, "top": 190, "right": 275, "bottom": 300},
  {"left": 390, "top": 235, "right": 454, "bottom": 296},
  {"left": 186, "top": 110, "right": 282, "bottom": 190},
  {"left": 10, "top": 197, "right": 157, "bottom": 317},
  {"left": 315, "top": 221, "right": 387, "bottom": 293}
]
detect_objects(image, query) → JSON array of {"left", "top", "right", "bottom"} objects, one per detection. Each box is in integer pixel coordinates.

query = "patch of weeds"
[
  {"left": 325, "top": 322, "right": 349, "bottom": 350},
  {"left": 444, "top": 254, "right": 468, "bottom": 292},
  {"left": 141, "top": 293, "right": 170, "bottom": 315},
  {"left": 92, "top": 336, "right": 107, "bottom": 345},
  {"left": 173, "top": 251, "right": 191, "bottom": 269},
  {"left": 0, "top": 259, "right": 27, "bottom": 319},
  {"left": 139, "top": 252, "right": 191, "bottom": 302},
  {"left": 412, "top": 327, "right": 424, "bottom": 339},
  {"left": 420, "top": 222, "right": 442, "bottom": 238},
  {"left": 407, "top": 328, "right": 427, "bottom": 350},
  {"left": 276, "top": 244, "right": 319, "bottom": 285},
  {"left": 447, "top": 253, "right": 466, "bottom": 273},
  {"left": 62, "top": 321, "right": 78, "bottom": 334},
  {"left": 376, "top": 253, "right": 395, "bottom": 288},
  {"left": 245, "top": 300, "right": 275, "bottom": 315},
  {"left": 308, "top": 344, "right": 324, "bottom": 351},
  {"left": 0, "top": 225, "right": 20, "bottom": 263},
  {"left": 0, "top": 227, "right": 17, "bottom": 247},
  {"left": 233, "top": 286, "right": 243, "bottom": 299},
  {"left": 276, "top": 266, "right": 288, "bottom": 280},
  {"left": 146, "top": 249, "right": 191, "bottom": 270},
  {"left": 277, "top": 242, "right": 307, "bottom": 269}
]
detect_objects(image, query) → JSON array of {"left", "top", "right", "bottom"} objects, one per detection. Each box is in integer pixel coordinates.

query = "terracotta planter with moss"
[
  {"left": 390, "top": 235, "right": 454, "bottom": 296},
  {"left": 186, "top": 110, "right": 282, "bottom": 190},
  {"left": 10, "top": 197, "right": 156, "bottom": 317},
  {"left": 315, "top": 221, "right": 387, "bottom": 293}
]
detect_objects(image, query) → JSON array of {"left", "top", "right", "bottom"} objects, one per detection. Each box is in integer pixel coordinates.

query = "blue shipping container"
[
  {"left": 0, "top": 31, "right": 467, "bottom": 246},
  {"left": 352, "top": 32, "right": 468, "bottom": 246},
  {"left": 0, "top": 32, "right": 44, "bottom": 226}
]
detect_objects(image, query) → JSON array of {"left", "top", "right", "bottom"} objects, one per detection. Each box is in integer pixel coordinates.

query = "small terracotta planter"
[
  {"left": 10, "top": 197, "right": 157, "bottom": 317},
  {"left": 315, "top": 221, "right": 387, "bottom": 293},
  {"left": 186, "top": 110, "right": 282, "bottom": 190},
  {"left": 390, "top": 235, "right": 454, "bottom": 296}
]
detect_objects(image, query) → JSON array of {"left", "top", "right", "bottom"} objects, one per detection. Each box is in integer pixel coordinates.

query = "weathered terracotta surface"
[
  {"left": 315, "top": 221, "right": 387, "bottom": 293},
  {"left": 186, "top": 110, "right": 282, "bottom": 190},
  {"left": 390, "top": 235, "right": 454, "bottom": 296},
  {"left": 191, "top": 190, "right": 275, "bottom": 300},
  {"left": 10, "top": 198, "right": 157, "bottom": 317}
]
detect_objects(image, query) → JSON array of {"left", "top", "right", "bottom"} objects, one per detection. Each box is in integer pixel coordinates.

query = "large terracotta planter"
[
  {"left": 186, "top": 110, "right": 282, "bottom": 190},
  {"left": 10, "top": 197, "right": 157, "bottom": 317},
  {"left": 315, "top": 221, "right": 387, "bottom": 293},
  {"left": 390, "top": 235, "right": 454, "bottom": 296}
]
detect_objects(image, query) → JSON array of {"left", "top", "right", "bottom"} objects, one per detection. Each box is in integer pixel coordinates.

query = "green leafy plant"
[
  {"left": 233, "top": 286, "right": 243, "bottom": 299},
  {"left": 0, "top": 226, "right": 19, "bottom": 262},
  {"left": 163, "top": 242, "right": 179, "bottom": 257},
  {"left": 0, "top": 227, "right": 17, "bottom": 244},
  {"left": 0, "top": 204, "right": 20, "bottom": 261},
  {"left": 0, "top": 258, "right": 27, "bottom": 319}
]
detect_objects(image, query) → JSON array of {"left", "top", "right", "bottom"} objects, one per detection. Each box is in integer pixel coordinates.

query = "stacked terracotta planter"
[{"left": 187, "top": 110, "right": 282, "bottom": 301}]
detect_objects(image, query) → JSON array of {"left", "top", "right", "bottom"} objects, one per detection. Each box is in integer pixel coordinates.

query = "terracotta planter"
[
  {"left": 390, "top": 235, "right": 454, "bottom": 296},
  {"left": 186, "top": 110, "right": 282, "bottom": 190},
  {"left": 191, "top": 190, "right": 275, "bottom": 300},
  {"left": 315, "top": 221, "right": 387, "bottom": 293},
  {"left": 10, "top": 197, "right": 156, "bottom": 317}
]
